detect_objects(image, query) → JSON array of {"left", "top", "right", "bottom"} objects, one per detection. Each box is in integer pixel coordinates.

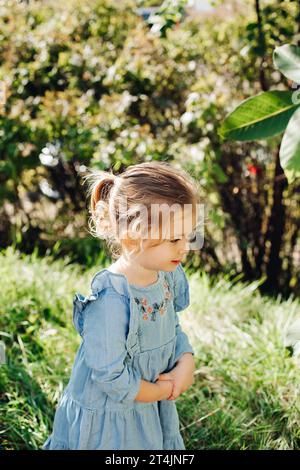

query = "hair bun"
[
  {"left": 94, "top": 200, "right": 112, "bottom": 238},
  {"left": 91, "top": 174, "right": 116, "bottom": 214},
  {"left": 83, "top": 170, "right": 118, "bottom": 241},
  {"left": 94, "top": 199, "right": 109, "bottom": 218}
]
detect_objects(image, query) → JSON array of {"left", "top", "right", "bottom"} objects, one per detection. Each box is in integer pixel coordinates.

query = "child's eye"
[{"left": 170, "top": 239, "right": 180, "bottom": 243}]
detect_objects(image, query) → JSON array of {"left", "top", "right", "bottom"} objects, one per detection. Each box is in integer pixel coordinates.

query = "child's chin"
[{"left": 166, "top": 263, "right": 179, "bottom": 271}]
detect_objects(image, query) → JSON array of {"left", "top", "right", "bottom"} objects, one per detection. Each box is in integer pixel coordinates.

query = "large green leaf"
[
  {"left": 273, "top": 44, "right": 300, "bottom": 84},
  {"left": 219, "top": 90, "right": 298, "bottom": 141},
  {"left": 279, "top": 106, "right": 300, "bottom": 183}
]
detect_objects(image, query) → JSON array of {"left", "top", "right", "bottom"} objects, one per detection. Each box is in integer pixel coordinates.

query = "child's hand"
[
  {"left": 155, "top": 379, "right": 174, "bottom": 401},
  {"left": 157, "top": 357, "right": 195, "bottom": 400},
  {"left": 156, "top": 371, "right": 188, "bottom": 400}
]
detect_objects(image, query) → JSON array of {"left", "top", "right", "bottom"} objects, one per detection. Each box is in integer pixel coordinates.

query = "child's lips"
[{"left": 171, "top": 260, "right": 181, "bottom": 264}]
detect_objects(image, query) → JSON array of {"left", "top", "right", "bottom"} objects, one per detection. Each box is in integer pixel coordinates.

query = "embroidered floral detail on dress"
[{"left": 133, "top": 279, "right": 172, "bottom": 321}]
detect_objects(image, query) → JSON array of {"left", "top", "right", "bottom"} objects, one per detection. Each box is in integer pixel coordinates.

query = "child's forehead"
[
  {"left": 170, "top": 205, "right": 195, "bottom": 222},
  {"left": 149, "top": 204, "right": 197, "bottom": 238},
  {"left": 168, "top": 209, "right": 195, "bottom": 233}
]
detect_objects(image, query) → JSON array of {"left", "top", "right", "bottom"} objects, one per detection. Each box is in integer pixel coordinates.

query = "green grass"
[{"left": 1, "top": 246, "right": 300, "bottom": 449}]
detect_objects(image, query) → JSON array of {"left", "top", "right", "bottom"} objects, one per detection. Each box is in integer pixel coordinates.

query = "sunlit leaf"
[
  {"left": 273, "top": 44, "right": 300, "bottom": 84},
  {"left": 219, "top": 91, "right": 299, "bottom": 141},
  {"left": 280, "top": 106, "right": 300, "bottom": 182}
]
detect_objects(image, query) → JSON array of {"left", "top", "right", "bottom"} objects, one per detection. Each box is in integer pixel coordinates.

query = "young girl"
[{"left": 42, "top": 161, "right": 200, "bottom": 450}]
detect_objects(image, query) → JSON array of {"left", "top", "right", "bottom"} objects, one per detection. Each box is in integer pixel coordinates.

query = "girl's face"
[{"left": 127, "top": 205, "right": 198, "bottom": 272}]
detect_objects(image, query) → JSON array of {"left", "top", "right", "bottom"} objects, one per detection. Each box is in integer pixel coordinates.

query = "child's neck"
[{"left": 108, "top": 255, "right": 159, "bottom": 288}]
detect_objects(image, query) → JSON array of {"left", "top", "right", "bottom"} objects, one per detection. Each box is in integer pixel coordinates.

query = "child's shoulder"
[
  {"left": 90, "top": 267, "right": 131, "bottom": 299},
  {"left": 72, "top": 268, "right": 131, "bottom": 336},
  {"left": 162, "top": 262, "right": 189, "bottom": 291}
]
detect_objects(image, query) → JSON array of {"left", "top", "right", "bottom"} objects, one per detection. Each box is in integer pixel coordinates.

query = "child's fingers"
[
  {"left": 166, "top": 382, "right": 181, "bottom": 400},
  {"left": 170, "top": 383, "right": 181, "bottom": 399}
]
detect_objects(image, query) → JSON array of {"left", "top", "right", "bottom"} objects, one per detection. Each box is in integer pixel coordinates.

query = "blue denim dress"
[{"left": 42, "top": 263, "right": 195, "bottom": 450}]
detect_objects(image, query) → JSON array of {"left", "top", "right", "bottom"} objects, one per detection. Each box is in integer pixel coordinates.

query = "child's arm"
[
  {"left": 82, "top": 292, "right": 174, "bottom": 405},
  {"left": 173, "top": 311, "right": 195, "bottom": 366},
  {"left": 82, "top": 293, "right": 143, "bottom": 406},
  {"left": 154, "top": 263, "right": 196, "bottom": 400},
  {"left": 171, "top": 263, "right": 195, "bottom": 366},
  {"left": 157, "top": 354, "right": 195, "bottom": 400},
  {"left": 135, "top": 379, "right": 173, "bottom": 402}
]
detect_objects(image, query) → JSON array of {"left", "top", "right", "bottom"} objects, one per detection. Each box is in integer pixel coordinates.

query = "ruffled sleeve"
[
  {"left": 75, "top": 290, "right": 142, "bottom": 406},
  {"left": 172, "top": 264, "right": 195, "bottom": 364},
  {"left": 172, "top": 263, "right": 190, "bottom": 312},
  {"left": 173, "top": 310, "right": 195, "bottom": 364}
]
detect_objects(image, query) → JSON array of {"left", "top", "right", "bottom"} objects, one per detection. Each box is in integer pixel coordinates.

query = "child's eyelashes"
[{"left": 168, "top": 232, "right": 196, "bottom": 243}]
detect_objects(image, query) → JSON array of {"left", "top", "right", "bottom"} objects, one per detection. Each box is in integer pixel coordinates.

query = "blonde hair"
[{"left": 82, "top": 161, "right": 200, "bottom": 259}]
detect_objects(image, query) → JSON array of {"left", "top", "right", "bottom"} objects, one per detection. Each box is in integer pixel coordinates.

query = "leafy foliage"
[
  {"left": 1, "top": 0, "right": 300, "bottom": 295},
  {"left": 273, "top": 44, "right": 300, "bottom": 84},
  {"left": 220, "top": 44, "right": 300, "bottom": 183}
]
